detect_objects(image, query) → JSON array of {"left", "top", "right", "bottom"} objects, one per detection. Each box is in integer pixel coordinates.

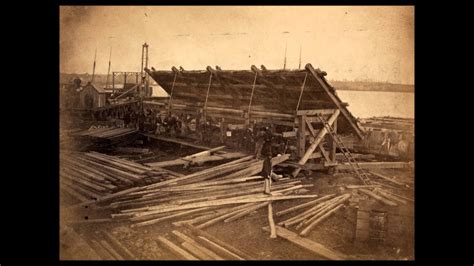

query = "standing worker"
[
  {"left": 262, "top": 153, "right": 273, "bottom": 195},
  {"left": 254, "top": 127, "right": 265, "bottom": 159},
  {"left": 262, "top": 126, "right": 274, "bottom": 157}
]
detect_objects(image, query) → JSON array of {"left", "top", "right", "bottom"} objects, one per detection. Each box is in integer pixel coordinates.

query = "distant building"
[{"left": 79, "top": 82, "right": 112, "bottom": 109}]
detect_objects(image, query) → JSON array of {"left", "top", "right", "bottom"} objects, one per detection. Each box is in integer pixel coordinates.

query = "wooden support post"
[
  {"left": 292, "top": 110, "right": 340, "bottom": 177},
  {"left": 318, "top": 143, "right": 331, "bottom": 162},
  {"left": 295, "top": 72, "right": 308, "bottom": 112},
  {"left": 247, "top": 70, "right": 258, "bottom": 123},
  {"left": 268, "top": 202, "right": 277, "bottom": 238},
  {"left": 220, "top": 118, "right": 226, "bottom": 144},
  {"left": 329, "top": 119, "right": 337, "bottom": 163},
  {"left": 203, "top": 71, "right": 213, "bottom": 121},
  {"left": 305, "top": 64, "right": 363, "bottom": 139},
  {"left": 297, "top": 115, "right": 306, "bottom": 159},
  {"left": 168, "top": 72, "right": 178, "bottom": 114}
]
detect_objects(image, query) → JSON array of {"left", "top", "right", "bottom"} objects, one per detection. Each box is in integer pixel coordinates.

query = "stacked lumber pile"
[
  {"left": 68, "top": 154, "right": 321, "bottom": 231},
  {"left": 75, "top": 127, "right": 138, "bottom": 140},
  {"left": 60, "top": 151, "right": 180, "bottom": 203},
  {"left": 98, "top": 154, "right": 319, "bottom": 228}
]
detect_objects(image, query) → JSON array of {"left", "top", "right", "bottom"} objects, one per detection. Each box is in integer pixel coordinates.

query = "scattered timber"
[{"left": 262, "top": 226, "right": 347, "bottom": 260}]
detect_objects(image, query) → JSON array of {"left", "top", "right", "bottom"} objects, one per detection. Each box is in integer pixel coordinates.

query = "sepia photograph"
[{"left": 59, "top": 6, "right": 414, "bottom": 260}]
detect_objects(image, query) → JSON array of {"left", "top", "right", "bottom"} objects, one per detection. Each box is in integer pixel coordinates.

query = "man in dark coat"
[{"left": 262, "top": 153, "right": 273, "bottom": 195}]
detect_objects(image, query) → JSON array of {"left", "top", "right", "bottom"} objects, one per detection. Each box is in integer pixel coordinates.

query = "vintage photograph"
[{"left": 59, "top": 6, "right": 414, "bottom": 260}]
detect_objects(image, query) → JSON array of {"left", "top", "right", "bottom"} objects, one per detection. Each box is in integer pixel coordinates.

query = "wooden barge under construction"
[{"left": 143, "top": 63, "right": 367, "bottom": 174}]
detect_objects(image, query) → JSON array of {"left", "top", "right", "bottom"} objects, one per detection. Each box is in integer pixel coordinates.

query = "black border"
[{"left": 15, "top": 1, "right": 433, "bottom": 265}]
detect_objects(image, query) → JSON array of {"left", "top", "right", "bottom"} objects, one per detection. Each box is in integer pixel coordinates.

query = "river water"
[{"left": 336, "top": 90, "right": 414, "bottom": 119}]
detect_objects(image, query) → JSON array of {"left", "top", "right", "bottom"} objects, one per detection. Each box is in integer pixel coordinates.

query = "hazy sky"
[{"left": 60, "top": 6, "right": 414, "bottom": 84}]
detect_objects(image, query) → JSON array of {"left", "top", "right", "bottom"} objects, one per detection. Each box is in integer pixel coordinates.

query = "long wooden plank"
[
  {"left": 278, "top": 195, "right": 347, "bottom": 227},
  {"left": 102, "top": 231, "right": 136, "bottom": 259},
  {"left": 88, "top": 239, "right": 115, "bottom": 260},
  {"left": 182, "top": 146, "right": 226, "bottom": 160},
  {"left": 276, "top": 194, "right": 336, "bottom": 217},
  {"left": 132, "top": 194, "right": 319, "bottom": 217},
  {"left": 183, "top": 224, "right": 254, "bottom": 260},
  {"left": 305, "top": 64, "right": 363, "bottom": 139},
  {"left": 90, "top": 151, "right": 153, "bottom": 171},
  {"left": 68, "top": 186, "right": 144, "bottom": 209},
  {"left": 358, "top": 188, "right": 398, "bottom": 206},
  {"left": 197, "top": 236, "right": 245, "bottom": 260},
  {"left": 72, "top": 156, "right": 141, "bottom": 182},
  {"left": 181, "top": 241, "right": 213, "bottom": 260},
  {"left": 142, "top": 134, "right": 213, "bottom": 150},
  {"left": 373, "top": 189, "right": 407, "bottom": 205},
  {"left": 131, "top": 207, "right": 210, "bottom": 228},
  {"left": 296, "top": 109, "right": 336, "bottom": 116},
  {"left": 148, "top": 152, "right": 244, "bottom": 168},
  {"left": 299, "top": 204, "right": 345, "bottom": 236},
  {"left": 369, "top": 171, "right": 407, "bottom": 186},
  {"left": 99, "top": 240, "right": 125, "bottom": 260},
  {"left": 144, "top": 157, "right": 256, "bottom": 189},
  {"left": 341, "top": 162, "right": 411, "bottom": 170},
  {"left": 157, "top": 236, "right": 199, "bottom": 260},
  {"left": 172, "top": 230, "right": 224, "bottom": 260},
  {"left": 262, "top": 226, "right": 347, "bottom": 260},
  {"left": 195, "top": 203, "right": 257, "bottom": 229},
  {"left": 84, "top": 153, "right": 148, "bottom": 175},
  {"left": 60, "top": 182, "right": 90, "bottom": 202}
]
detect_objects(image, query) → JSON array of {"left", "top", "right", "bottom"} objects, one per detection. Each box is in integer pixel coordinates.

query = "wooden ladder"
[{"left": 317, "top": 114, "right": 371, "bottom": 185}]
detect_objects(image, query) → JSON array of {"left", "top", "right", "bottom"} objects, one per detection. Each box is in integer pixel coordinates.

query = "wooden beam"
[
  {"left": 369, "top": 171, "right": 407, "bottom": 187},
  {"left": 304, "top": 117, "right": 317, "bottom": 137},
  {"left": 262, "top": 226, "right": 347, "bottom": 260},
  {"left": 336, "top": 162, "right": 412, "bottom": 170},
  {"left": 299, "top": 204, "right": 345, "bottom": 237},
  {"left": 157, "top": 236, "right": 199, "bottom": 260},
  {"left": 318, "top": 144, "right": 331, "bottom": 162},
  {"left": 329, "top": 119, "right": 337, "bottom": 162},
  {"left": 275, "top": 194, "right": 336, "bottom": 216},
  {"left": 196, "top": 236, "right": 245, "bottom": 260},
  {"left": 172, "top": 230, "right": 224, "bottom": 260},
  {"left": 102, "top": 231, "right": 136, "bottom": 259},
  {"left": 142, "top": 134, "right": 212, "bottom": 150},
  {"left": 296, "top": 109, "right": 336, "bottom": 116},
  {"left": 297, "top": 115, "right": 306, "bottom": 158},
  {"left": 133, "top": 194, "right": 319, "bottom": 217},
  {"left": 358, "top": 188, "right": 398, "bottom": 206},
  {"left": 183, "top": 224, "right": 254, "bottom": 260},
  {"left": 292, "top": 110, "right": 340, "bottom": 177},
  {"left": 305, "top": 64, "right": 363, "bottom": 139},
  {"left": 268, "top": 203, "right": 277, "bottom": 238}
]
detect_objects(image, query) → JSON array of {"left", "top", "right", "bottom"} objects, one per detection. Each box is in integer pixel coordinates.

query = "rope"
[
  {"left": 247, "top": 72, "right": 258, "bottom": 123},
  {"left": 167, "top": 72, "right": 178, "bottom": 115},
  {"left": 295, "top": 72, "right": 308, "bottom": 112},
  {"left": 203, "top": 72, "right": 213, "bottom": 121}
]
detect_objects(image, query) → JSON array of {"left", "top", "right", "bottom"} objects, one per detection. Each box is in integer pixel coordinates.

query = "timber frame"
[{"left": 143, "top": 63, "right": 365, "bottom": 171}]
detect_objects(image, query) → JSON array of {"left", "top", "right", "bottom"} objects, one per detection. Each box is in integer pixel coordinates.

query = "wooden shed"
[{"left": 79, "top": 82, "right": 111, "bottom": 110}]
